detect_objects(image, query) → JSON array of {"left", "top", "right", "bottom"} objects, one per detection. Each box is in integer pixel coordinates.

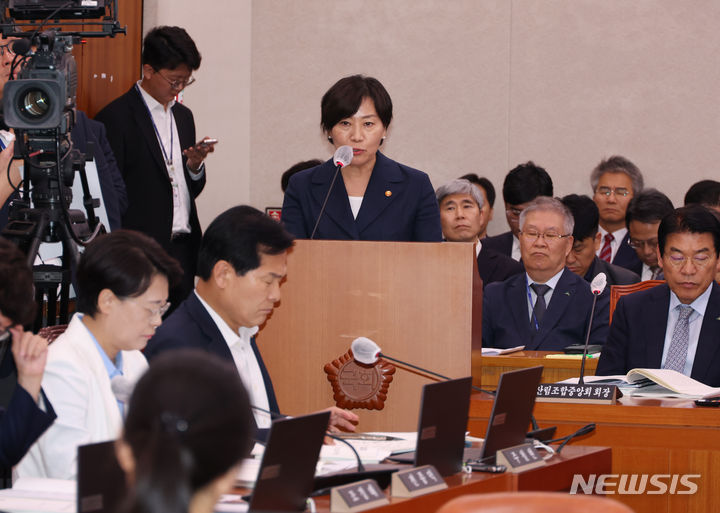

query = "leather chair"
[{"left": 609, "top": 280, "right": 665, "bottom": 324}]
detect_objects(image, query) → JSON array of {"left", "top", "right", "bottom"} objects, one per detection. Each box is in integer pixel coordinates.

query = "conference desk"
[
  {"left": 297, "top": 446, "right": 610, "bottom": 513},
  {"left": 468, "top": 394, "right": 720, "bottom": 513},
  {"left": 473, "top": 349, "right": 598, "bottom": 390}
]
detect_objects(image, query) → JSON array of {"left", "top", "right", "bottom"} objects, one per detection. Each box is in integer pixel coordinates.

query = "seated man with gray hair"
[
  {"left": 436, "top": 179, "right": 522, "bottom": 288},
  {"left": 483, "top": 197, "right": 610, "bottom": 351}
]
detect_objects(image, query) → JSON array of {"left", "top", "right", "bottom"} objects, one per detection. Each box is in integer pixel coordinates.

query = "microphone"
[
  {"left": 110, "top": 375, "right": 135, "bottom": 404},
  {"left": 11, "top": 38, "right": 31, "bottom": 56},
  {"left": 578, "top": 272, "right": 607, "bottom": 385},
  {"left": 310, "top": 145, "right": 353, "bottom": 239},
  {"left": 351, "top": 337, "right": 491, "bottom": 394}
]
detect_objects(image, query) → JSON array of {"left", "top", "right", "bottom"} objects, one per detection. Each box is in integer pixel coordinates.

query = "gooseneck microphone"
[
  {"left": 310, "top": 145, "right": 353, "bottom": 239},
  {"left": 578, "top": 272, "right": 607, "bottom": 385},
  {"left": 351, "top": 337, "right": 490, "bottom": 394}
]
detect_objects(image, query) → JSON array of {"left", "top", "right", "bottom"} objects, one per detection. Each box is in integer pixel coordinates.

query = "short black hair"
[
  {"left": 684, "top": 180, "right": 720, "bottom": 207},
  {"left": 658, "top": 205, "right": 720, "bottom": 257},
  {"left": 281, "top": 159, "right": 322, "bottom": 193},
  {"left": 561, "top": 194, "right": 599, "bottom": 241},
  {"left": 76, "top": 230, "right": 182, "bottom": 317},
  {"left": 626, "top": 189, "right": 675, "bottom": 225},
  {"left": 0, "top": 237, "right": 35, "bottom": 326},
  {"left": 321, "top": 75, "right": 393, "bottom": 133},
  {"left": 197, "top": 206, "right": 294, "bottom": 280},
  {"left": 502, "top": 161, "right": 553, "bottom": 205},
  {"left": 459, "top": 174, "right": 496, "bottom": 208},
  {"left": 142, "top": 26, "right": 201, "bottom": 71},
  {"left": 122, "top": 350, "right": 253, "bottom": 513}
]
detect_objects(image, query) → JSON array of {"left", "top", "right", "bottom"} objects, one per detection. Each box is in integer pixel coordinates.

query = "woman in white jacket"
[{"left": 17, "top": 230, "right": 182, "bottom": 479}]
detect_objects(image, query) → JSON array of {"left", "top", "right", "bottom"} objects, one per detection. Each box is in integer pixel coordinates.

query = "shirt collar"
[
  {"left": 79, "top": 313, "right": 124, "bottom": 379},
  {"left": 194, "top": 291, "right": 259, "bottom": 348},
  {"left": 669, "top": 282, "right": 713, "bottom": 317},
  {"left": 526, "top": 267, "right": 565, "bottom": 289},
  {"left": 136, "top": 80, "right": 176, "bottom": 113},
  {"left": 598, "top": 225, "right": 628, "bottom": 242}
]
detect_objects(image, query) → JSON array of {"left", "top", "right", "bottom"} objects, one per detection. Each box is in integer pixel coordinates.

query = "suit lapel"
[
  {"left": 644, "top": 285, "right": 671, "bottom": 368},
  {"left": 129, "top": 86, "right": 172, "bottom": 177},
  {"left": 310, "top": 163, "right": 357, "bottom": 239},
  {"left": 529, "top": 269, "right": 575, "bottom": 350},
  {"left": 185, "top": 293, "right": 235, "bottom": 361},
  {"left": 354, "top": 152, "right": 404, "bottom": 235},
  {"left": 691, "top": 283, "right": 720, "bottom": 382},
  {"left": 506, "top": 275, "right": 534, "bottom": 346}
]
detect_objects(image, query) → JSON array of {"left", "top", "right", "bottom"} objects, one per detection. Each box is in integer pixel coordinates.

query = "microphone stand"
[
  {"left": 578, "top": 291, "right": 600, "bottom": 385},
  {"left": 310, "top": 162, "right": 343, "bottom": 239}
]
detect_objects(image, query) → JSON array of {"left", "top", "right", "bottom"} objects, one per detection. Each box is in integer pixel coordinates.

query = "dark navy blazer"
[
  {"left": 477, "top": 245, "right": 523, "bottom": 288},
  {"left": 597, "top": 283, "right": 720, "bottom": 386},
  {"left": 483, "top": 268, "right": 610, "bottom": 351},
  {"left": 145, "top": 293, "right": 279, "bottom": 440},
  {"left": 482, "top": 231, "right": 514, "bottom": 257},
  {"left": 610, "top": 232, "right": 642, "bottom": 275},
  {"left": 584, "top": 256, "right": 640, "bottom": 287},
  {"left": 281, "top": 152, "right": 442, "bottom": 242}
]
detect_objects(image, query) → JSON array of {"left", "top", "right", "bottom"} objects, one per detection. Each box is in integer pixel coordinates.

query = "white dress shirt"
[
  {"left": 137, "top": 82, "right": 203, "bottom": 235},
  {"left": 525, "top": 268, "right": 565, "bottom": 322},
  {"left": 511, "top": 234, "right": 521, "bottom": 261},
  {"left": 195, "top": 292, "right": 271, "bottom": 428}
]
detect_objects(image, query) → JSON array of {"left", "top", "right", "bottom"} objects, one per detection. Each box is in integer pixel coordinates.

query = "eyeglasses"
[
  {"left": 520, "top": 230, "right": 572, "bottom": 243},
  {"left": 0, "top": 43, "right": 14, "bottom": 57},
  {"left": 595, "top": 186, "right": 631, "bottom": 198},
  {"left": 128, "top": 299, "right": 172, "bottom": 319},
  {"left": 628, "top": 238, "right": 658, "bottom": 250},
  {"left": 665, "top": 253, "right": 713, "bottom": 268},
  {"left": 154, "top": 69, "right": 195, "bottom": 90},
  {"left": 505, "top": 207, "right": 524, "bottom": 218}
]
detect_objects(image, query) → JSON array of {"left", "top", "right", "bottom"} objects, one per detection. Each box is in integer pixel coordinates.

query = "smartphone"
[{"left": 196, "top": 138, "right": 218, "bottom": 147}]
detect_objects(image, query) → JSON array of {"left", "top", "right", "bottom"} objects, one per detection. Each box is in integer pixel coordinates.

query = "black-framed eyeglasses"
[
  {"left": 0, "top": 42, "right": 15, "bottom": 57},
  {"left": 154, "top": 69, "right": 195, "bottom": 90},
  {"left": 595, "top": 186, "right": 631, "bottom": 198},
  {"left": 628, "top": 238, "right": 658, "bottom": 250}
]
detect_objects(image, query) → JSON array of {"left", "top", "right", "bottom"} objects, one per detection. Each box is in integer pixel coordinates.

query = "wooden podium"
[{"left": 257, "top": 240, "right": 481, "bottom": 432}]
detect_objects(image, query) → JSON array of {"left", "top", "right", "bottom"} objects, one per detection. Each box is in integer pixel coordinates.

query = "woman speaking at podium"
[{"left": 281, "top": 75, "right": 442, "bottom": 241}]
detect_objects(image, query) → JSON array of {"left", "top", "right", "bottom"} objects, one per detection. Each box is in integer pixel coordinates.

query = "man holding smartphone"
[{"left": 96, "top": 26, "right": 215, "bottom": 308}]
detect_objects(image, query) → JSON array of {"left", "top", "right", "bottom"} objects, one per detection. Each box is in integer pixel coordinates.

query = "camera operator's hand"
[
  {"left": 10, "top": 326, "right": 49, "bottom": 403},
  {"left": 183, "top": 137, "right": 216, "bottom": 173},
  {"left": 0, "top": 138, "right": 19, "bottom": 207}
]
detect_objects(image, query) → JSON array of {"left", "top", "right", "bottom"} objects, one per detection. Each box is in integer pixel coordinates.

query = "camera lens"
[{"left": 20, "top": 89, "right": 51, "bottom": 118}]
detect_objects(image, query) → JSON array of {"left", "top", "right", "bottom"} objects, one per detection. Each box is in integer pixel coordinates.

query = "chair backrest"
[
  {"left": 436, "top": 492, "right": 635, "bottom": 513},
  {"left": 38, "top": 324, "right": 68, "bottom": 344},
  {"left": 609, "top": 280, "right": 665, "bottom": 324}
]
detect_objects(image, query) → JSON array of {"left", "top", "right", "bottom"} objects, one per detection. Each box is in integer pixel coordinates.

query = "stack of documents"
[
  {"left": 0, "top": 478, "right": 75, "bottom": 513},
  {"left": 562, "top": 369, "right": 720, "bottom": 399}
]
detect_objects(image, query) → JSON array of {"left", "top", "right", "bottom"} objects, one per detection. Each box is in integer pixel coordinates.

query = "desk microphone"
[
  {"left": 310, "top": 145, "right": 353, "bottom": 239},
  {"left": 578, "top": 272, "right": 607, "bottom": 385},
  {"left": 351, "top": 337, "right": 490, "bottom": 394}
]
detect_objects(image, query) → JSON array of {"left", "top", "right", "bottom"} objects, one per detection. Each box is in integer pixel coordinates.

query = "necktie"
[
  {"left": 650, "top": 267, "right": 661, "bottom": 280},
  {"left": 663, "top": 305, "right": 693, "bottom": 373},
  {"left": 599, "top": 233, "right": 614, "bottom": 262},
  {"left": 530, "top": 283, "right": 551, "bottom": 330}
]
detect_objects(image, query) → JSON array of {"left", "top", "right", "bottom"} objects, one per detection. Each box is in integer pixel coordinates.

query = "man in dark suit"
[
  {"left": 483, "top": 162, "right": 553, "bottom": 261},
  {"left": 590, "top": 156, "right": 643, "bottom": 273},
  {"left": 436, "top": 179, "right": 522, "bottom": 287},
  {"left": 483, "top": 197, "right": 609, "bottom": 351},
  {"left": 145, "top": 206, "right": 358, "bottom": 436},
  {"left": 95, "top": 26, "right": 214, "bottom": 306},
  {"left": 561, "top": 194, "right": 639, "bottom": 286},
  {"left": 597, "top": 205, "right": 720, "bottom": 386},
  {"left": 626, "top": 190, "right": 674, "bottom": 280},
  {"left": 0, "top": 238, "right": 55, "bottom": 487}
]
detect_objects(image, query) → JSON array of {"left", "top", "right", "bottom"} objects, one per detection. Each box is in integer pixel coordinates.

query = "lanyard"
[
  {"left": 136, "top": 84, "right": 174, "bottom": 166},
  {"left": 526, "top": 276, "right": 540, "bottom": 331}
]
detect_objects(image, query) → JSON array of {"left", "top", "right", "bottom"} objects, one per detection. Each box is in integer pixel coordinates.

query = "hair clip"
[{"left": 161, "top": 412, "right": 188, "bottom": 434}]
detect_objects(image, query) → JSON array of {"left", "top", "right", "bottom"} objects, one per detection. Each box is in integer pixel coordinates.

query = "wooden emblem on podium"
[{"left": 324, "top": 350, "right": 395, "bottom": 410}]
